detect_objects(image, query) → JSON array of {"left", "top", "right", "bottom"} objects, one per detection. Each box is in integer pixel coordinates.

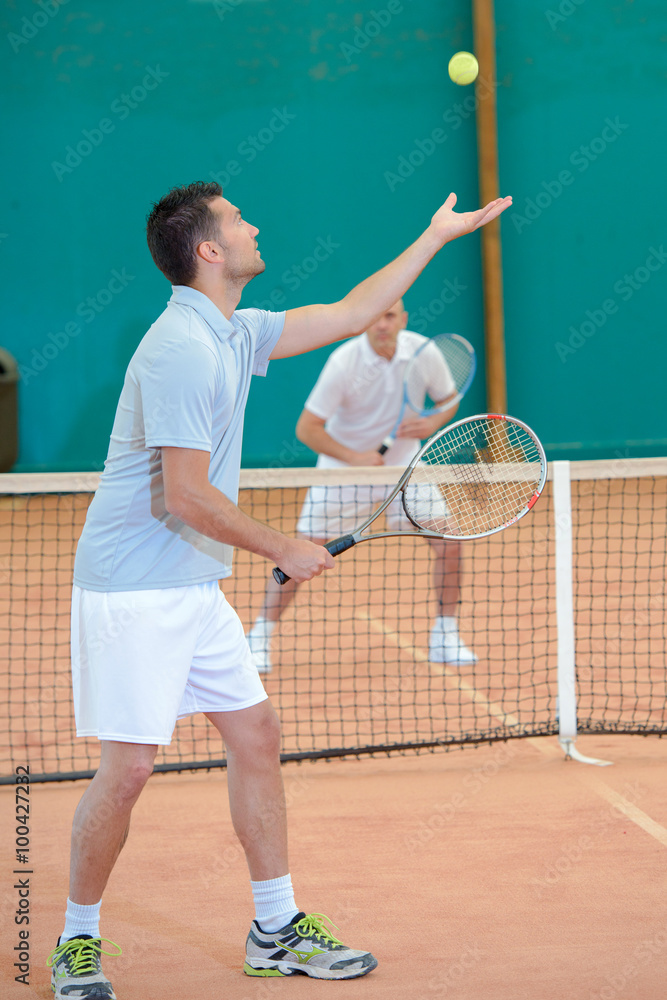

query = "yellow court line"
[{"left": 358, "top": 611, "right": 667, "bottom": 849}]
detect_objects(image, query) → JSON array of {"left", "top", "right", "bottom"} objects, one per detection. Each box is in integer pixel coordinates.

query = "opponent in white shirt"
[{"left": 248, "top": 299, "right": 477, "bottom": 673}]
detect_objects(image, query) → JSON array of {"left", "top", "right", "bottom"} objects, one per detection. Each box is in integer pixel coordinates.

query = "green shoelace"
[
  {"left": 293, "top": 913, "right": 344, "bottom": 947},
  {"left": 47, "top": 937, "right": 122, "bottom": 974}
]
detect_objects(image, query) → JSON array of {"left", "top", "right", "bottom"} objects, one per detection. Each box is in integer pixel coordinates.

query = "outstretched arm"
[{"left": 271, "top": 193, "right": 512, "bottom": 359}]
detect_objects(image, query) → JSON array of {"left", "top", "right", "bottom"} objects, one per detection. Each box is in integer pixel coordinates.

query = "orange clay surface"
[{"left": 1, "top": 733, "right": 666, "bottom": 1000}]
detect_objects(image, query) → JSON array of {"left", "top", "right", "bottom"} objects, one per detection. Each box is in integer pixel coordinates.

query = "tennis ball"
[{"left": 448, "top": 51, "right": 479, "bottom": 86}]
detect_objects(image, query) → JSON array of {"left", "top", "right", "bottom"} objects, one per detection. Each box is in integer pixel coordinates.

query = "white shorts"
[
  {"left": 71, "top": 581, "right": 267, "bottom": 745},
  {"left": 295, "top": 483, "right": 448, "bottom": 539}
]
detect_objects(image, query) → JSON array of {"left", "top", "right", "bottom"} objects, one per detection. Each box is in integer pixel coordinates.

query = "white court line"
[
  {"left": 357, "top": 611, "right": 520, "bottom": 728},
  {"left": 584, "top": 778, "right": 667, "bottom": 848},
  {"left": 359, "top": 611, "right": 667, "bottom": 849}
]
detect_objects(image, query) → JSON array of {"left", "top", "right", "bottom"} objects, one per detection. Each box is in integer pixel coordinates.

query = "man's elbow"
[
  {"left": 295, "top": 412, "right": 311, "bottom": 445},
  {"left": 163, "top": 482, "right": 197, "bottom": 521},
  {"left": 296, "top": 412, "right": 324, "bottom": 450}
]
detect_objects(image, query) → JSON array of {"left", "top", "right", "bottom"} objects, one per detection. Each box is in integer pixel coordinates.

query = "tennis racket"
[
  {"left": 273, "top": 413, "right": 547, "bottom": 584},
  {"left": 378, "top": 333, "right": 476, "bottom": 455}
]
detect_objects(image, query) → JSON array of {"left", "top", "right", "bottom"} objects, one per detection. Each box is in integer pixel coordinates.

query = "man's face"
[
  {"left": 209, "top": 197, "right": 265, "bottom": 280},
  {"left": 366, "top": 302, "right": 407, "bottom": 359}
]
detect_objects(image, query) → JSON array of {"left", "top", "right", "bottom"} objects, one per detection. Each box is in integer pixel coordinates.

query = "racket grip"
[
  {"left": 325, "top": 534, "right": 356, "bottom": 557},
  {"left": 377, "top": 439, "right": 392, "bottom": 456},
  {"left": 272, "top": 534, "right": 356, "bottom": 586}
]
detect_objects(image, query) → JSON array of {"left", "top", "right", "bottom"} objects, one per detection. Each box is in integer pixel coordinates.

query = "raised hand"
[{"left": 430, "top": 192, "right": 512, "bottom": 245}]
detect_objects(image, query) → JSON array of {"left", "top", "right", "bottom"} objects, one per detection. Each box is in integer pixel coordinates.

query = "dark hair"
[{"left": 146, "top": 181, "right": 223, "bottom": 285}]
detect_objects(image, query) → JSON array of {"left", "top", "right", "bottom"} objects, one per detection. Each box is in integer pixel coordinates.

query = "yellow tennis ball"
[{"left": 448, "top": 51, "right": 479, "bottom": 86}]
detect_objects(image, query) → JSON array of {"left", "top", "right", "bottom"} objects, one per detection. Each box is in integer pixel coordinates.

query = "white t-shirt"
[{"left": 303, "top": 330, "right": 455, "bottom": 469}]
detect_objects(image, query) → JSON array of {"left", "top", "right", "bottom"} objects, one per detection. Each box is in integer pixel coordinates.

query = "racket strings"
[
  {"left": 403, "top": 417, "right": 544, "bottom": 537},
  {"left": 405, "top": 335, "right": 474, "bottom": 411}
]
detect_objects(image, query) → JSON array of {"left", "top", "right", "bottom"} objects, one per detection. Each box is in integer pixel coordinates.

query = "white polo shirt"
[
  {"left": 304, "top": 331, "right": 455, "bottom": 469},
  {"left": 73, "top": 286, "right": 284, "bottom": 592}
]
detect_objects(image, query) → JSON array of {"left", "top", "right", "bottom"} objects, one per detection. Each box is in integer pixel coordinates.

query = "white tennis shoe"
[
  {"left": 247, "top": 625, "right": 273, "bottom": 674},
  {"left": 429, "top": 625, "right": 478, "bottom": 665}
]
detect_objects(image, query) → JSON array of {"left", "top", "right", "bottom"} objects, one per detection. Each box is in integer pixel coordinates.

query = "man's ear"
[{"left": 196, "top": 240, "right": 224, "bottom": 265}]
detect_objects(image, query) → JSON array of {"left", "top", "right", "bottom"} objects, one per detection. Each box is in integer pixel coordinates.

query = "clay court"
[
  {"left": 2, "top": 733, "right": 667, "bottom": 1000},
  {"left": 1, "top": 467, "right": 666, "bottom": 999}
]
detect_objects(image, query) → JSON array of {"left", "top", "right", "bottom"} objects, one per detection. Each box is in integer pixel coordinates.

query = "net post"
[{"left": 553, "top": 461, "right": 612, "bottom": 766}]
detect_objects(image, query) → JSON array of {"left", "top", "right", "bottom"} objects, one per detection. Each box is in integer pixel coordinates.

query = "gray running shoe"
[
  {"left": 244, "top": 911, "right": 377, "bottom": 979},
  {"left": 47, "top": 934, "right": 121, "bottom": 999}
]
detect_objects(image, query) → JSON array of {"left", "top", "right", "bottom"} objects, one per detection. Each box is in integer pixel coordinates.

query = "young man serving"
[{"left": 47, "top": 181, "right": 511, "bottom": 997}]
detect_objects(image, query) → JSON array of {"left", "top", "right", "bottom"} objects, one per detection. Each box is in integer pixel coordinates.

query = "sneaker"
[
  {"left": 429, "top": 628, "right": 478, "bottom": 665},
  {"left": 47, "top": 934, "right": 121, "bottom": 999},
  {"left": 244, "top": 911, "right": 377, "bottom": 980},
  {"left": 247, "top": 631, "right": 273, "bottom": 675}
]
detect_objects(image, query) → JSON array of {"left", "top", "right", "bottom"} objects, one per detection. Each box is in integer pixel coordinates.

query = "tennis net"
[{"left": 0, "top": 458, "right": 665, "bottom": 783}]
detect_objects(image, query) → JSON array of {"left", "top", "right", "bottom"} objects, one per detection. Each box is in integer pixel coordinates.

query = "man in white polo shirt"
[
  {"left": 247, "top": 299, "right": 477, "bottom": 674},
  {"left": 47, "top": 181, "right": 511, "bottom": 998}
]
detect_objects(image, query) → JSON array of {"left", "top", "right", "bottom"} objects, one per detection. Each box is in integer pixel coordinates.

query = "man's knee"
[
  {"left": 118, "top": 759, "right": 155, "bottom": 799},
  {"left": 98, "top": 745, "right": 157, "bottom": 801},
  {"left": 245, "top": 704, "right": 282, "bottom": 759}
]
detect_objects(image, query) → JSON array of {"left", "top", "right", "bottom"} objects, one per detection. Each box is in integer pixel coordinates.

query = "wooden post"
[{"left": 472, "top": 0, "right": 507, "bottom": 414}]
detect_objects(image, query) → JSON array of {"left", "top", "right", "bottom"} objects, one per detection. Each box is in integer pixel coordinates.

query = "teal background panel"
[{"left": 1, "top": 0, "right": 664, "bottom": 470}]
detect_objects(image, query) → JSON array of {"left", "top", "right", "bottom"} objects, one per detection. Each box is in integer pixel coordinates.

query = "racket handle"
[
  {"left": 272, "top": 534, "right": 357, "bottom": 586},
  {"left": 377, "top": 439, "right": 392, "bottom": 456},
  {"left": 325, "top": 533, "right": 356, "bottom": 557}
]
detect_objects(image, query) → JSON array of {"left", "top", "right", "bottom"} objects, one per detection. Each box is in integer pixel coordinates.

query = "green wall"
[{"left": 1, "top": 0, "right": 665, "bottom": 471}]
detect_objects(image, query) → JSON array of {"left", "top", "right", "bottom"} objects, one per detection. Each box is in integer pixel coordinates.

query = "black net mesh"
[{"left": 0, "top": 465, "right": 664, "bottom": 783}]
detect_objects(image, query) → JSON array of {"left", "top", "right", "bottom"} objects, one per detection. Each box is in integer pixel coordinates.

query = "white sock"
[
  {"left": 61, "top": 898, "right": 102, "bottom": 942},
  {"left": 251, "top": 874, "right": 299, "bottom": 932},
  {"left": 248, "top": 617, "right": 277, "bottom": 645},
  {"left": 435, "top": 615, "right": 458, "bottom": 634}
]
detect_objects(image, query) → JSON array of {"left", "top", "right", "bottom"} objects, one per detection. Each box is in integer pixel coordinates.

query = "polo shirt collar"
[
  {"left": 360, "top": 329, "right": 410, "bottom": 364},
  {"left": 170, "top": 285, "right": 236, "bottom": 342}
]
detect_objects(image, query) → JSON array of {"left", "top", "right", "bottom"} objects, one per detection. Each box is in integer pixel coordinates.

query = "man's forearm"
[
  {"left": 296, "top": 421, "right": 357, "bottom": 465},
  {"left": 168, "top": 483, "right": 290, "bottom": 563},
  {"left": 340, "top": 227, "right": 444, "bottom": 335},
  {"left": 276, "top": 194, "right": 511, "bottom": 359}
]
